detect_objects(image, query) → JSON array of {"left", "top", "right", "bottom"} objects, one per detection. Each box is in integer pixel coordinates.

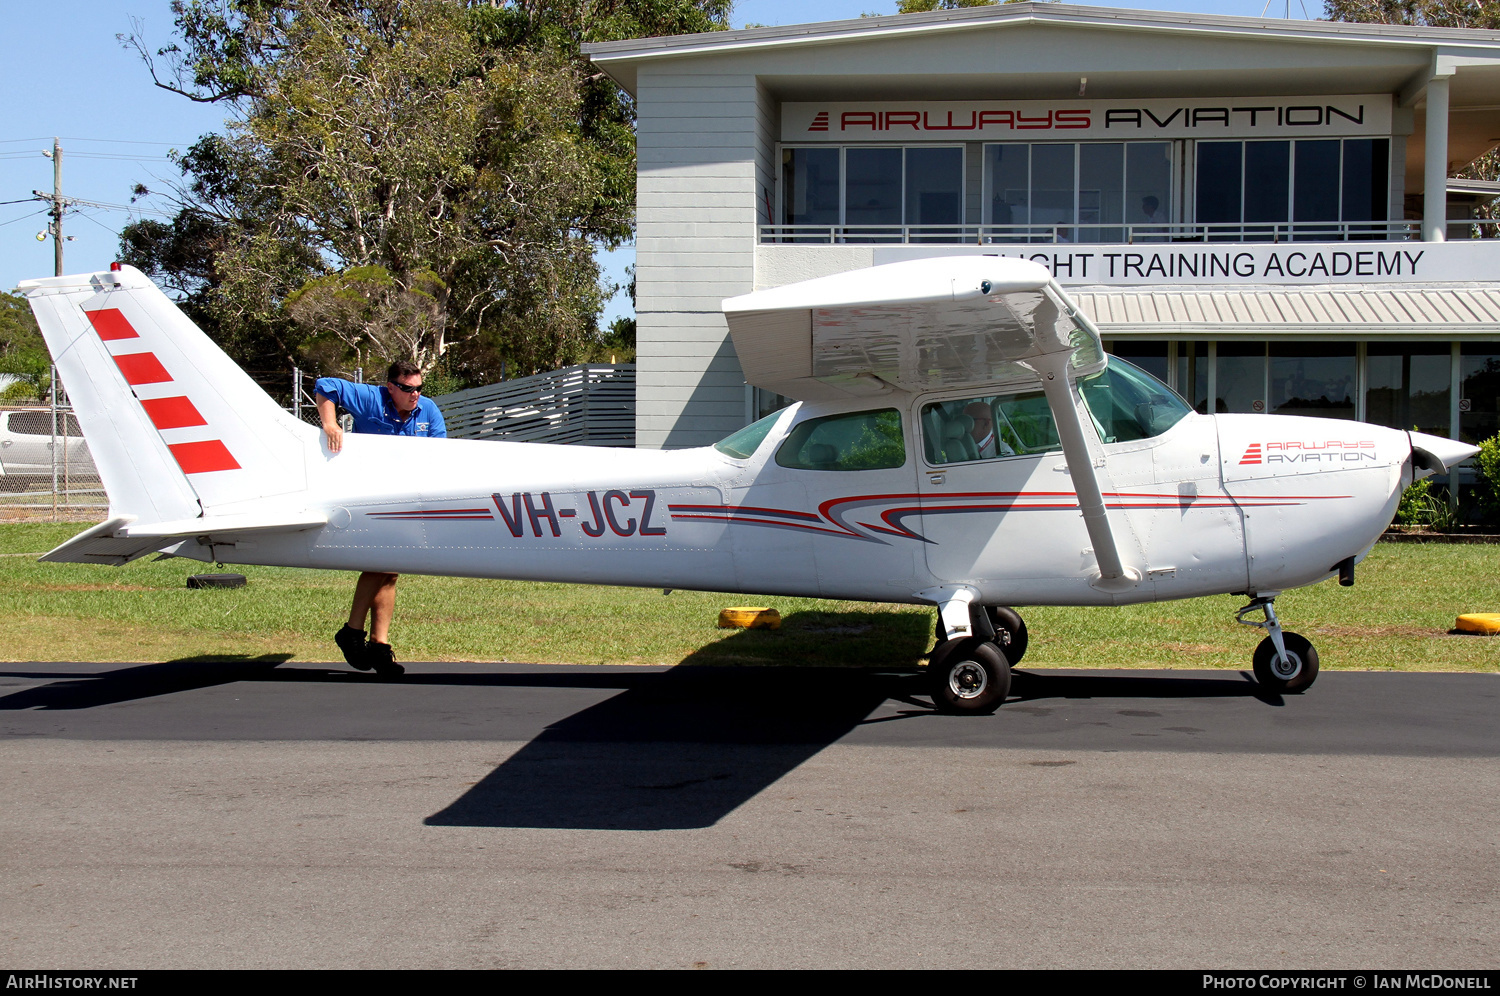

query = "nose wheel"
[{"left": 1237, "top": 596, "right": 1319, "bottom": 693}]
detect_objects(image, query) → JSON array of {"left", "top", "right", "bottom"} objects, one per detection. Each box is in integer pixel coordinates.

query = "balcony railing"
[{"left": 759, "top": 221, "right": 1424, "bottom": 245}]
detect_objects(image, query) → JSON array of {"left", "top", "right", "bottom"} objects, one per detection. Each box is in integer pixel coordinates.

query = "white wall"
[{"left": 634, "top": 70, "right": 765, "bottom": 448}]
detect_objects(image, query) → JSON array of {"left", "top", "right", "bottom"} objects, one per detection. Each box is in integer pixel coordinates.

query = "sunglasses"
[{"left": 389, "top": 381, "right": 423, "bottom": 395}]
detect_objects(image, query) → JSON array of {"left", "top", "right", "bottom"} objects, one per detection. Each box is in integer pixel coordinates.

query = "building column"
[{"left": 1424, "top": 75, "right": 1451, "bottom": 242}]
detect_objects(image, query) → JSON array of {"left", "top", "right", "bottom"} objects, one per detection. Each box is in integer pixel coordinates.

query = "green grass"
[{"left": 0, "top": 522, "right": 1494, "bottom": 670}]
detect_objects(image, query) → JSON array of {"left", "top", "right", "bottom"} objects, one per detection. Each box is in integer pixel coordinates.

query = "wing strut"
[{"left": 1033, "top": 352, "right": 1141, "bottom": 592}]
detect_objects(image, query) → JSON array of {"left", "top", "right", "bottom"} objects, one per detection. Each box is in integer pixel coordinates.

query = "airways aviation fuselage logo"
[{"left": 1240, "top": 440, "right": 1376, "bottom": 466}]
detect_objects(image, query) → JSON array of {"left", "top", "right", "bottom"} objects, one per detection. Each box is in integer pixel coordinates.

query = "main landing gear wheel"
[
  {"left": 989, "top": 605, "right": 1028, "bottom": 667},
  {"left": 1252, "top": 632, "right": 1319, "bottom": 694},
  {"left": 929, "top": 637, "right": 1011, "bottom": 714},
  {"left": 935, "top": 606, "right": 1029, "bottom": 667}
]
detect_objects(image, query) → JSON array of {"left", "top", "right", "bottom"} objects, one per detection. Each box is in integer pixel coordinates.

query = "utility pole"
[
  {"left": 35, "top": 138, "right": 66, "bottom": 276},
  {"left": 50, "top": 138, "right": 62, "bottom": 276},
  {"left": 38, "top": 138, "right": 63, "bottom": 517}
]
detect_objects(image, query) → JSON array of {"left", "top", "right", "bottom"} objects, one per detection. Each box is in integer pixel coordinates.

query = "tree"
[
  {"left": 1325, "top": 0, "right": 1500, "bottom": 231},
  {"left": 285, "top": 266, "right": 447, "bottom": 373},
  {"left": 896, "top": 0, "right": 1017, "bottom": 14},
  {"left": 0, "top": 292, "right": 50, "bottom": 403},
  {"left": 123, "top": 0, "right": 729, "bottom": 381},
  {"left": 119, "top": 135, "right": 324, "bottom": 374},
  {"left": 1322, "top": 0, "right": 1500, "bottom": 28}
]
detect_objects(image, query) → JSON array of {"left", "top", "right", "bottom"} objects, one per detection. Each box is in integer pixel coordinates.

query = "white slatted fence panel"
[{"left": 432, "top": 364, "right": 635, "bottom": 447}]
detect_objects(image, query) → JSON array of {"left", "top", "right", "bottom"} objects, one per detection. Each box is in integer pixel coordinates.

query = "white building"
[{"left": 584, "top": 2, "right": 1500, "bottom": 451}]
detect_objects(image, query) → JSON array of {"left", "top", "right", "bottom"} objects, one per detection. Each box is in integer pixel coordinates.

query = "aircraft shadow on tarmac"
[
  {"left": 420, "top": 666, "right": 1276, "bottom": 832},
  {"left": 0, "top": 620, "right": 1275, "bottom": 832},
  {"left": 423, "top": 615, "right": 1275, "bottom": 832},
  {"left": 0, "top": 654, "right": 296, "bottom": 710}
]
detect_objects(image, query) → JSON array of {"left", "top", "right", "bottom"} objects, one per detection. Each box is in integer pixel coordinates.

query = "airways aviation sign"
[{"left": 782, "top": 95, "right": 1391, "bottom": 142}]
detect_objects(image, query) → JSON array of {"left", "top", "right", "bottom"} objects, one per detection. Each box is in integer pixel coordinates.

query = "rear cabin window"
[
  {"left": 713, "top": 410, "right": 783, "bottom": 460},
  {"left": 775, "top": 409, "right": 906, "bottom": 471}
]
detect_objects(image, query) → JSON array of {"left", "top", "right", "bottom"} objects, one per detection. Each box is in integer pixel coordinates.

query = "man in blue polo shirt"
[{"left": 315, "top": 360, "right": 446, "bottom": 676}]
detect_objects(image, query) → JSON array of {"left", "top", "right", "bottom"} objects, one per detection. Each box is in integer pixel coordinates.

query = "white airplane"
[{"left": 19, "top": 258, "right": 1477, "bottom": 713}]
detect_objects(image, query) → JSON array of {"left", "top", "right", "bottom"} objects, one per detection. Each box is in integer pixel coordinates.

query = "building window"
[
  {"left": 1460, "top": 342, "right": 1500, "bottom": 444},
  {"left": 1216, "top": 342, "right": 1266, "bottom": 414},
  {"left": 1195, "top": 138, "right": 1388, "bottom": 239},
  {"left": 984, "top": 142, "right": 1172, "bottom": 242},
  {"left": 1271, "top": 342, "right": 1356, "bottom": 419},
  {"left": 1366, "top": 341, "right": 1451, "bottom": 438},
  {"left": 845, "top": 148, "right": 902, "bottom": 227},
  {"left": 782, "top": 147, "right": 840, "bottom": 227},
  {"left": 780, "top": 146, "right": 963, "bottom": 240}
]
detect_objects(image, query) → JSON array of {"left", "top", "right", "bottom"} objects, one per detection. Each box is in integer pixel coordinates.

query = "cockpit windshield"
[{"left": 1078, "top": 356, "right": 1193, "bottom": 443}]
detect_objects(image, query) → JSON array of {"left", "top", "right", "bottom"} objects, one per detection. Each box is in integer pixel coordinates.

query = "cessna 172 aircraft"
[{"left": 20, "top": 257, "right": 1477, "bottom": 713}]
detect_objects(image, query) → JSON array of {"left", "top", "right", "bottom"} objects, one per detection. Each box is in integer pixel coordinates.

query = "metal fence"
[
  {"left": 432, "top": 364, "right": 636, "bottom": 447},
  {"left": 0, "top": 375, "right": 106, "bottom": 518}
]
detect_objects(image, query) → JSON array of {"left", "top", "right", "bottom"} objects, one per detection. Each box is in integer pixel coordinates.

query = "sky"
[{"left": 0, "top": 0, "right": 1319, "bottom": 327}]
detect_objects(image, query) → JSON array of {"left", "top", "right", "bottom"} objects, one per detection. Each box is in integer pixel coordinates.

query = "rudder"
[{"left": 20, "top": 265, "right": 316, "bottom": 524}]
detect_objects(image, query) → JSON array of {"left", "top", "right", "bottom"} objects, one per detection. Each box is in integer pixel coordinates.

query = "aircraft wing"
[
  {"left": 725, "top": 256, "right": 1138, "bottom": 591},
  {"left": 722, "top": 256, "right": 1106, "bottom": 400}
]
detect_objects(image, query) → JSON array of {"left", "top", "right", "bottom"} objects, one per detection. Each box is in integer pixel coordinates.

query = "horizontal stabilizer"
[
  {"left": 40, "top": 516, "right": 155, "bottom": 566},
  {"left": 121, "top": 510, "right": 328, "bottom": 540},
  {"left": 41, "top": 510, "right": 328, "bottom": 566}
]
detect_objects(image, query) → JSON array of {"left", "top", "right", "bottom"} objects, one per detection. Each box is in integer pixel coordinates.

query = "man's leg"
[
  {"left": 366, "top": 573, "right": 399, "bottom": 645},
  {"left": 336, "top": 572, "right": 397, "bottom": 671},
  {"left": 348, "top": 571, "right": 394, "bottom": 631},
  {"left": 363, "top": 573, "right": 404, "bottom": 677}
]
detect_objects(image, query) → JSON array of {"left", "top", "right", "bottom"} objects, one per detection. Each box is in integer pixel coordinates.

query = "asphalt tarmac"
[{"left": 2, "top": 660, "right": 1497, "bottom": 968}]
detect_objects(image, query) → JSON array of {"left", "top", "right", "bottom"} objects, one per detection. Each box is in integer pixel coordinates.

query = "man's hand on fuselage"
[{"left": 316, "top": 394, "right": 344, "bottom": 452}]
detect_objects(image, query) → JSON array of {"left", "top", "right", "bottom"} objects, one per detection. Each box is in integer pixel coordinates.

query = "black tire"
[
  {"left": 988, "top": 606, "right": 1028, "bottom": 666},
  {"left": 1252, "top": 632, "right": 1319, "bottom": 694},
  {"left": 929, "top": 638, "right": 1011, "bottom": 714},
  {"left": 934, "top": 607, "right": 1029, "bottom": 666}
]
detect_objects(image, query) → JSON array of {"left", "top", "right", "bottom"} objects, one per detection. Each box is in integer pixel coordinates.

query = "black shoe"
[
  {"left": 336, "top": 625, "right": 372, "bottom": 670},
  {"left": 366, "top": 641, "right": 405, "bottom": 677}
]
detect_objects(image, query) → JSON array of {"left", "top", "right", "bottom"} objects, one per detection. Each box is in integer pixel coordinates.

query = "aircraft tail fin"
[{"left": 19, "top": 265, "right": 318, "bottom": 531}]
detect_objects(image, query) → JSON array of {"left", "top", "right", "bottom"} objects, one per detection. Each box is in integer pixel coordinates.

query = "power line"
[
  {"left": 74, "top": 211, "right": 123, "bottom": 237},
  {"left": 0, "top": 151, "right": 173, "bottom": 161},
  {"left": 0, "top": 208, "right": 47, "bottom": 228},
  {"left": 0, "top": 137, "right": 194, "bottom": 147},
  {"left": 63, "top": 153, "right": 175, "bottom": 162}
]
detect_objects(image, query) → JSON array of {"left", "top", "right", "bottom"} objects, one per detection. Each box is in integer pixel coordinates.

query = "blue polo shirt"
[{"left": 314, "top": 377, "right": 446, "bottom": 438}]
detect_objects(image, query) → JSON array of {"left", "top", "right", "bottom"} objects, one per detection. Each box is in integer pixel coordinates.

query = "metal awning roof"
[{"left": 1071, "top": 285, "right": 1500, "bottom": 338}]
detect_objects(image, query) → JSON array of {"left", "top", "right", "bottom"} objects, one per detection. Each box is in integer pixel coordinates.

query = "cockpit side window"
[
  {"left": 921, "top": 358, "right": 1191, "bottom": 464},
  {"left": 775, "top": 408, "right": 906, "bottom": 471},
  {"left": 923, "top": 393, "right": 1059, "bottom": 464}
]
